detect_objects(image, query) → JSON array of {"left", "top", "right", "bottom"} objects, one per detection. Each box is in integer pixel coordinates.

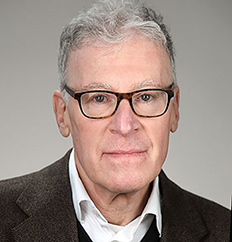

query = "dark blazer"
[{"left": 0, "top": 150, "right": 230, "bottom": 241}]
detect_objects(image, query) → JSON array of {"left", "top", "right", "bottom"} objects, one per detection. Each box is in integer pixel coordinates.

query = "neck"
[
  {"left": 96, "top": 185, "right": 152, "bottom": 225},
  {"left": 83, "top": 177, "right": 152, "bottom": 225}
]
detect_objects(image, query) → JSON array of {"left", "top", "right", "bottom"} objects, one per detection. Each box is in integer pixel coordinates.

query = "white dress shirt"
[{"left": 69, "top": 149, "right": 162, "bottom": 242}]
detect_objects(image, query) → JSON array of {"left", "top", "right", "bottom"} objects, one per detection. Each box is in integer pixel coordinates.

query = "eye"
[
  {"left": 136, "top": 92, "right": 156, "bottom": 103},
  {"left": 85, "top": 92, "right": 115, "bottom": 105},
  {"left": 140, "top": 94, "right": 152, "bottom": 102},
  {"left": 93, "top": 94, "right": 106, "bottom": 103}
]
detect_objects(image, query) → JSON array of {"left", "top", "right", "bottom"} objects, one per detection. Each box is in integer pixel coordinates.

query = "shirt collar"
[
  {"left": 69, "top": 149, "right": 92, "bottom": 222},
  {"left": 141, "top": 175, "right": 162, "bottom": 235},
  {"left": 69, "top": 148, "right": 162, "bottom": 236}
]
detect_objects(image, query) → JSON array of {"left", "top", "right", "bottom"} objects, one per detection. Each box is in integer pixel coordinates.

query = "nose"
[{"left": 109, "top": 100, "right": 140, "bottom": 136}]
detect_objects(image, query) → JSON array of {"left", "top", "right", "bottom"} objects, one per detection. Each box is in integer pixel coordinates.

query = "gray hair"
[{"left": 58, "top": 0, "right": 176, "bottom": 91}]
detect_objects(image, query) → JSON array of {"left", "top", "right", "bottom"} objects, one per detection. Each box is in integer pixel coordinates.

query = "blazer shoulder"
[
  {"left": 160, "top": 170, "right": 230, "bottom": 215},
  {"left": 0, "top": 172, "right": 37, "bottom": 200},
  {"left": 0, "top": 171, "right": 39, "bottom": 241},
  {"left": 185, "top": 187, "right": 230, "bottom": 224},
  {"left": 0, "top": 149, "right": 71, "bottom": 200},
  {"left": 159, "top": 170, "right": 231, "bottom": 240},
  {"left": 0, "top": 150, "right": 72, "bottom": 242},
  {"left": 184, "top": 187, "right": 231, "bottom": 240}
]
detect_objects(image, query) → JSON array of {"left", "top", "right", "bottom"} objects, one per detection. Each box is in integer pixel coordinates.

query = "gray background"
[{"left": 0, "top": 0, "right": 231, "bottom": 209}]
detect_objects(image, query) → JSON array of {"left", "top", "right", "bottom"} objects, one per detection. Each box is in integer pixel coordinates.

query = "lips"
[
  {"left": 103, "top": 149, "right": 147, "bottom": 160},
  {"left": 106, "top": 149, "right": 146, "bottom": 155},
  {"left": 101, "top": 139, "right": 150, "bottom": 161}
]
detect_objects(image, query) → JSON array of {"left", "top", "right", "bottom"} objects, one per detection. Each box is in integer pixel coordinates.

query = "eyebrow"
[
  {"left": 81, "top": 82, "right": 112, "bottom": 91},
  {"left": 132, "top": 80, "right": 162, "bottom": 89},
  {"left": 80, "top": 80, "right": 162, "bottom": 92}
]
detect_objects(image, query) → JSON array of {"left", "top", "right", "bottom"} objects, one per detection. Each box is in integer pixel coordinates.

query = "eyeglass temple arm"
[
  {"left": 63, "top": 84, "right": 76, "bottom": 98},
  {"left": 170, "top": 82, "right": 177, "bottom": 89}
]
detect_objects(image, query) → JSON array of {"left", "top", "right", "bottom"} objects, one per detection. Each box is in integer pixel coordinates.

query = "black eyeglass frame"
[{"left": 63, "top": 84, "right": 176, "bottom": 119}]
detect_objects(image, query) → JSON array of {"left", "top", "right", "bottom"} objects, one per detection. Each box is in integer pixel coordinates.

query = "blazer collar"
[
  {"left": 159, "top": 171, "right": 208, "bottom": 241},
  {"left": 12, "top": 150, "right": 79, "bottom": 242}
]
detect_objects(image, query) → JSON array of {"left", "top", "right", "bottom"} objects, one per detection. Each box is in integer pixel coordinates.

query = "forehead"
[{"left": 67, "top": 38, "right": 172, "bottom": 91}]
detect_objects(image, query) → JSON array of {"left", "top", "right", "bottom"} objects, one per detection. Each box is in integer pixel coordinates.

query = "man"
[{"left": 0, "top": 0, "right": 230, "bottom": 241}]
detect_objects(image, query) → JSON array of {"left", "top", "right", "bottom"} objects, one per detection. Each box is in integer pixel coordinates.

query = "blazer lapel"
[
  {"left": 12, "top": 150, "right": 79, "bottom": 242},
  {"left": 159, "top": 171, "right": 208, "bottom": 241}
]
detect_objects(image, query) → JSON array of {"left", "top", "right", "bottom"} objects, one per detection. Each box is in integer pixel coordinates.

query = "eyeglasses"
[{"left": 63, "top": 84, "right": 175, "bottom": 119}]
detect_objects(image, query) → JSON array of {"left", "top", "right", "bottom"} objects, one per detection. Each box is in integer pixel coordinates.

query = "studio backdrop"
[{"left": 0, "top": 0, "right": 231, "bottom": 209}]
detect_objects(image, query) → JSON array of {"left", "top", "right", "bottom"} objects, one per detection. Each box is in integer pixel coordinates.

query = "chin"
[{"left": 104, "top": 172, "right": 153, "bottom": 194}]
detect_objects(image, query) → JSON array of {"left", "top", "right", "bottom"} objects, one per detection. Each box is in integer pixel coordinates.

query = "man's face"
[{"left": 58, "top": 38, "right": 179, "bottom": 194}]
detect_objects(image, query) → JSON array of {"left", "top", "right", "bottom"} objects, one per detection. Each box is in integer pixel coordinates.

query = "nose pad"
[{"left": 109, "top": 100, "right": 140, "bottom": 135}]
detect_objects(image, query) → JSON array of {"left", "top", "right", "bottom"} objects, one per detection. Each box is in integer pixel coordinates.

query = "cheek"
[
  {"left": 146, "top": 118, "right": 171, "bottom": 164},
  {"left": 69, "top": 113, "right": 105, "bottom": 162}
]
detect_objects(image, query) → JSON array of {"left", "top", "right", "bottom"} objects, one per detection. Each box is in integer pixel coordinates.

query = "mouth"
[{"left": 103, "top": 149, "right": 147, "bottom": 159}]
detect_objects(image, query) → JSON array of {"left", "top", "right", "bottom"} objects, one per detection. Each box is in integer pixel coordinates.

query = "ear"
[
  {"left": 170, "top": 86, "right": 180, "bottom": 133},
  {"left": 53, "top": 91, "right": 71, "bottom": 137}
]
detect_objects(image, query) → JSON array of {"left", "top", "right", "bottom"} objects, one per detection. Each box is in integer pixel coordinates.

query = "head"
[{"left": 53, "top": 0, "right": 179, "bottom": 195}]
